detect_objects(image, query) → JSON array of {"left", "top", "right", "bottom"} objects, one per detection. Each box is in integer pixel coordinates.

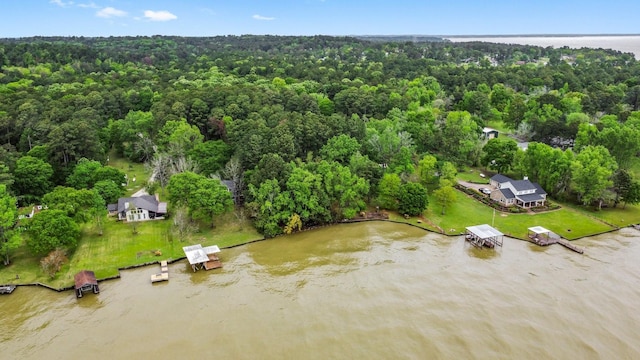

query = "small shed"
[
  {"left": 482, "top": 127, "right": 499, "bottom": 139},
  {"left": 465, "top": 224, "right": 504, "bottom": 248},
  {"left": 74, "top": 270, "right": 99, "bottom": 298}
]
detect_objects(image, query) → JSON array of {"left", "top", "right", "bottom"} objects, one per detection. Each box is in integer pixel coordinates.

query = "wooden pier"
[
  {"left": 528, "top": 226, "right": 584, "bottom": 254},
  {"left": 0, "top": 285, "right": 16, "bottom": 294},
  {"left": 151, "top": 260, "right": 169, "bottom": 283}
]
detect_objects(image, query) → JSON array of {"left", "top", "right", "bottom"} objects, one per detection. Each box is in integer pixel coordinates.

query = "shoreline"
[{"left": 2, "top": 218, "right": 630, "bottom": 292}]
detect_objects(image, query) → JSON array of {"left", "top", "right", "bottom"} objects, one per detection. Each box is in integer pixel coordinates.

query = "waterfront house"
[
  {"left": 489, "top": 174, "right": 547, "bottom": 208},
  {"left": 110, "top": 194, "right": 167, "bottom": 222}
]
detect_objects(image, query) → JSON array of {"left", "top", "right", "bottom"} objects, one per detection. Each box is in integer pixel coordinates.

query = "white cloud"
[
  {"left": 77, "top": 2, "right": 99, "bottom": 9},
  {"left": 143, "top": 10, "right": 178, "bottom": 21},
  {"left": 97, "top": 7, "right": 128, "bottom": 18},
  {"left": 50, "top": 0, "right": 74, "bottom": 7},
  {"left": 252, "top": 14, "right": 275, "bottom": 21}
]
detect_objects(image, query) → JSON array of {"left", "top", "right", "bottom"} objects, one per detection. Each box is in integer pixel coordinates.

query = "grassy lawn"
[
  {"left": 390, "top": 189, "right": 615, "bottom": 240},
  {"left": 560, "top": 201, "right": 640, "bottom": 228},
  {"left": 456, "top": 167, "right": 491, "bottom": 184},
  {"left": 107, "top": 149, "right": 152, "bottom": 196},
  {"left": 1, "top": 214, "right": 262, "bottom": 289}
]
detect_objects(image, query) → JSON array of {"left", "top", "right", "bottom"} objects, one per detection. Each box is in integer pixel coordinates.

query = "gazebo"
[
  {"left": 74, "top": 270, "right": 99, "bottom": 298},
  {"left": 465, "top": 224, "right": 504, "bottom": 248}
]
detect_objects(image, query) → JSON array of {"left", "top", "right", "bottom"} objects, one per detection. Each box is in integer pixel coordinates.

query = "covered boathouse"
[
  {"left": 183, "top": 244, "right": 222, "bottom": 272},
  {"left": 465, "top": 224, "right": 504, "bottom": 248},
  {"left": 74, "top": 270, "right": 99, "bottom": 298}
]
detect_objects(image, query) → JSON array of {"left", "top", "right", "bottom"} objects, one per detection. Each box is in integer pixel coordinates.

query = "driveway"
[{"left": 457, "top": 180, "right": 495, "bottom": 193}]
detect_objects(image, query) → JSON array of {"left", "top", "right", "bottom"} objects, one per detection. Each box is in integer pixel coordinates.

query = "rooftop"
[{"left": 466, "top": 224, "right": 503, "bottom": 239}]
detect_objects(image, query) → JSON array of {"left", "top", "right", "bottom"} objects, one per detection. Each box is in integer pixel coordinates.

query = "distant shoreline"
[{"left": 442, "top": 34, "right": 640, "bottom": 38}]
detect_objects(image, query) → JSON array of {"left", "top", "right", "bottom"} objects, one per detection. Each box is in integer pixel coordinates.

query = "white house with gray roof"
[
  {"left": 489, "top": 174, "right": 547, "bottom": 208},
  {"left": 109, "top": 194, "right": 167, "bottom": 222}
]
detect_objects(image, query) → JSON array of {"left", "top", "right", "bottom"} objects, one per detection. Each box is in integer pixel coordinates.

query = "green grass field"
[
  {"left": 106, "top": 150, "right": 152, "bottom": 196},
  {"left": 391, "top": 188, "right": 615, "bottom": 240},
  {"left": 456, "top": 168, "right": 491, "bottom": 184},
  {"left": 0, "top": 212, "right": 263, "bottom": 289}
]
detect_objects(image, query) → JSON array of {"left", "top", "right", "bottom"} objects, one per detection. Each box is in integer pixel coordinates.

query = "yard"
[
  {"left": 391, "top": 187, "right": 615, "bottom": 240},
  {"left": 0, "top": 152, "right": 264, "bottom": 289},
  {"left": 0, "top": 212, "right": 263, "bottom": 289}
]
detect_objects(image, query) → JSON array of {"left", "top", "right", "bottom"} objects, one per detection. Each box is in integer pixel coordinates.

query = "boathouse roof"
[
  {"left": 528, "top": 226, "right": 551, "bottom": 235},
  {"left": 74, "top": 270, "right": 98, "bottom": 289},
  {"left": 465, "top": 224, "right": 503, "bottom": 239},
  {"left": 202, "top": 245, "right": 220, "bottom": 255},
  {"left": 183, "top": 244, "right": 209, "bottom": 265}
]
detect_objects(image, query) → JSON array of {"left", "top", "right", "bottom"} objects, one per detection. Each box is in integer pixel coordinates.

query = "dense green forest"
[{"left": 2, "top": 35, "right": 640, "bottom": 264}]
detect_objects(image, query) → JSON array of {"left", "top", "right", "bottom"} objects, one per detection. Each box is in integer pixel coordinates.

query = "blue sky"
[{"left": 1, "top": 0, "right": 639, "bottom": 38}]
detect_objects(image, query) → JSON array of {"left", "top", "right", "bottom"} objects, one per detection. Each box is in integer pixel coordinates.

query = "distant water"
[{"left": 446, "top": 35, "right": 640, "bottom": 59}]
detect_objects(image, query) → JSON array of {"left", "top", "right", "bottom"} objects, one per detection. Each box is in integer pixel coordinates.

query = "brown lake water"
[
  {"left": 1, "top": 221, "right": 640, "bottom": 359},
  {"left": 446, "top": 35, "right": 640, "bottom": 59}
]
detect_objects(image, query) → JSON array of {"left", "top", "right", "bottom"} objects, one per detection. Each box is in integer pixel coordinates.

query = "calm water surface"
[
  {"left": 447, "top": 35, "right": 640, "bottom": 59},
  {"left": 1, "top": 222, "right": 640, "bottom": 359}
]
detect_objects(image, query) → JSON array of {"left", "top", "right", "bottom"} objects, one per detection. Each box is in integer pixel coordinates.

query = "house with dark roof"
[
  {"left": 109, "top": 194, "right": 167, "bottom": 222},
  {"left": 489, "top": 174, "right": 547, "bottom": 208}
]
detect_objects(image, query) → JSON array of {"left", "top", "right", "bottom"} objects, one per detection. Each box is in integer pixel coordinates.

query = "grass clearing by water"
[{"left": 391, "top": 188, "right": 615, "bottom": 240}]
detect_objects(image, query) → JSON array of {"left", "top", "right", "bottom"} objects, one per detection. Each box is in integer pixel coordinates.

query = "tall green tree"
[
  {"left": 398, "top": 182, "right": 429, "bottom": 216},
  {"left": 417, "top": 154, "right": 438, "bottom": 185},
  {"left": 191, "top": 177, "right": 234, "bottom": 228},
  {"left": 439, "top": 111, "right": 480, "bottom": 165},
  {"left": 481, "top": 137, "right": 519, "bottom": 173},
  {"left": 316, "top": 160, "right": 369, "bottom": 220},
  {"left": 433, "top": 179, "right": 457, "bottom": 215},
  {"left": 43, "top": 187, "right": 105, "bottom": 223},
  {"left": 13, "top": 155, "right": 54, "bottom": 203},
  {"left": 0, "top": 184, "right": 19, "bottom": 265},
  {"left": 571, "top": 145, "right": 618, "bottom": 208},
  {"left": 377, "top": 173, "right": 402, "bottom": 210},
  {"left": 26, "top": 209, "right": 80, "bottom": 256},
  {"left": 247, "top": 179, "right": 290, "bottom": 237},
  {"left": 66, "top": 158, "right": 102, "bottom": 189},
  {"left": 320, "top": 134, "right": 361, "bottom": 164}
]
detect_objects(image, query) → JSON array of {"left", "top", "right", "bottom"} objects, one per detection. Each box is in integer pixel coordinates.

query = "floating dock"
[
  {"left": 0, "top": 285, "right": 16, "bottom": 294},
  {"left": 151, "top": 260, "right": 169, "bottom": 283},
  {"left": 528, "top": 226, "right": 584, "bottom": 254}
]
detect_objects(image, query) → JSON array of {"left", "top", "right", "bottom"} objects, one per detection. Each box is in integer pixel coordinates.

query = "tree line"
[{"left": 1, "top": 35, "right": 640, "bottom": 265}]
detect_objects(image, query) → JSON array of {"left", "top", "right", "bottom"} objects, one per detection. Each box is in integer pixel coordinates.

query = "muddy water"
[{"left": 1, "top": 222, "right": 639, "bottom": 359}]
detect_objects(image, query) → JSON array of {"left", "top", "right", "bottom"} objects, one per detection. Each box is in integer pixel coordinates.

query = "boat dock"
[
  {"left": 0, "top": 285, "right": 16, "bottom": 294},
  {"left": 465, "top": 224, "right": 504, "bottom": 249},
  {"left": 151, "top": 260, "right": 169, "bottom": 283},
  {"left": 528, "top": 226, "right": 584, "bottom": 254},
  {"left": 183, "top": 244, "right": 223, "bottom": 271}
]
